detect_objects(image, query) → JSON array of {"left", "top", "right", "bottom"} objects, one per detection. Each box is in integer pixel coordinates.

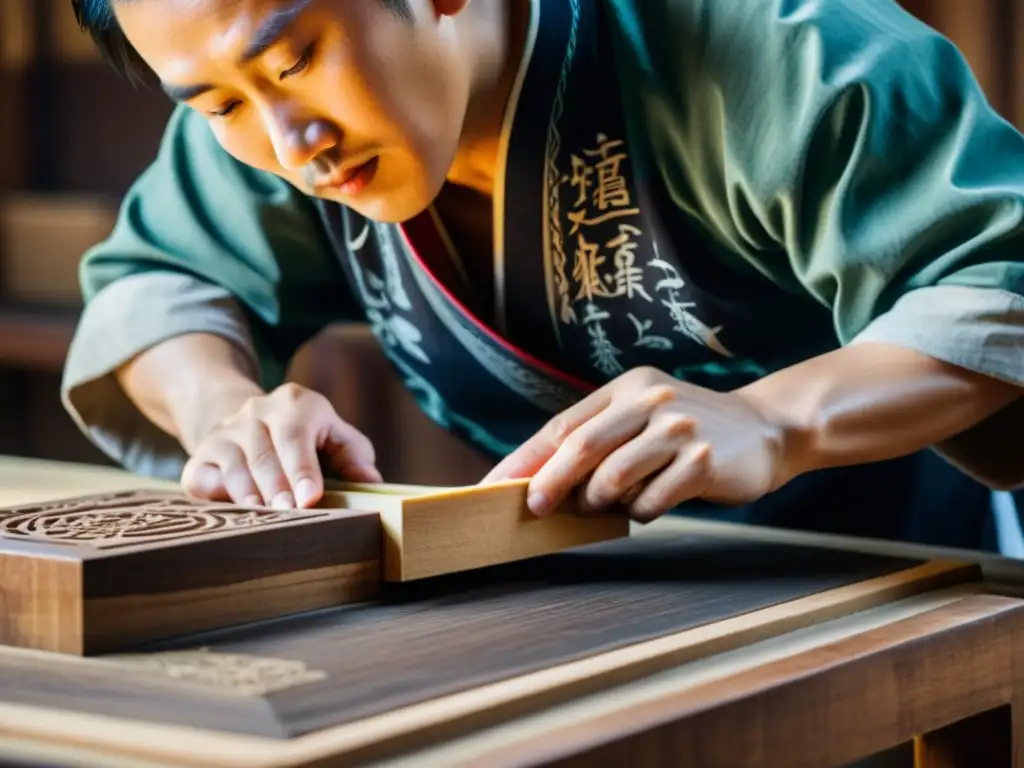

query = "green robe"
[{"left": 62, "top": 0, "right": 1024, "bottom": 545}]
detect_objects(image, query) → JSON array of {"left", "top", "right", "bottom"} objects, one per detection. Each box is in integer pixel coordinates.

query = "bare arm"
[
  {"left": 115, "top": 333, "right": 264, "bottom": 453},
  {"left": 738, "top": 342, "right": 1022, "bottom": 487}
]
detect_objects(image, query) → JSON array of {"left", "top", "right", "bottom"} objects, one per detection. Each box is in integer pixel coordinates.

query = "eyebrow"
[
  {"left": 162, "top": 82, "right": 213, "bottom": 102},
  {"left": 160, "top": 0, "right": 312, "bottom": 103},
  {"left": 239, "top": 0, "right": 312, "bottom": 63}
]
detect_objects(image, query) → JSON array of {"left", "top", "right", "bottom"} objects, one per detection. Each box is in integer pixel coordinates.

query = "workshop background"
[{"left": 0, "top": 0, "right": 1021, "bottom": 485}]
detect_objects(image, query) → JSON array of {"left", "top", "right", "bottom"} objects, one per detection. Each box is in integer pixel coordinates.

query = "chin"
[
  {"left": 321, "top": 163, "right": 446, "bottom": 224},
  {"left": 349, "top": 193, "right": 432, "bottom": 224}
]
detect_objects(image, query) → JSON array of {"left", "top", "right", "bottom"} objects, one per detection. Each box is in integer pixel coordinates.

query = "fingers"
[
  {"left": 619, "top": 482, "right": 645, "bottom": 506},
  {"left": 181, "top": 461, "right": 228, "bottom": 501},
  {"left": 218, "top": 442, "right": 266, "bottom": 506},
  {"left": 482, "top": 390, "right": 613, "bottom": 484},
  {"left": 577, "top": 409, "right": 699, "bottom": 512},
  {"left": 323, "top": 419, "right": 382, "bottom": 483},
  {"left": 525, "top": 394, "right": 659, "bottom": 516},
  {"left": 578, "top": 429, "right": 679, "bottom": 512},
  {"left": 237, "top": 421, "right": 295, "bottom": 508},
  {"left": 182, "top": 442, "right": 262, "bottom": 506},
  {"left": 627, "top": 442, "right": 713, "bottom": 523},
  {"left": 179, "top": 385, "right": 381, "bottom": 508},
  {"left": 266, "top": 417, "right": 324, "bottom": 508}
]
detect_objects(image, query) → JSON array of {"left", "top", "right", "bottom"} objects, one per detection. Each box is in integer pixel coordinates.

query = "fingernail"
[
  {"left": 243, "top": 495, "right": 262, "bottom": 507},
  {"left": 271, "top": 491, "right": 296, "bottom": 510},
  {"left": 527, "top": 491, "right": 550, "bottom": 516},
  {"left": 294, "top": 479, "right": 318, "bottom": 508}
]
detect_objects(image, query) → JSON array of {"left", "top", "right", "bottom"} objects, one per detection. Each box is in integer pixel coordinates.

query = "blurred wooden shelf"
[{"left": 0, "top": 303, "right": 78, "bottom": 370}]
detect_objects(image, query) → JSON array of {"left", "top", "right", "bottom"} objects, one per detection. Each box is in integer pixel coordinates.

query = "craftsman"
[{"left": 63, "top": 0, "right": 1023, "bottom": 550}]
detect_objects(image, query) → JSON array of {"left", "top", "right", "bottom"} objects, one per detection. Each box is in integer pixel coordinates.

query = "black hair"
[{"left": 71, "top": 0, "right": 413, "bottom": 86}]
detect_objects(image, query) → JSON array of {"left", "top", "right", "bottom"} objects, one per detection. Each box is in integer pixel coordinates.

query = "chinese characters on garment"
[{"left": 555, "top": 133, "right": 733, "bottom": 379}]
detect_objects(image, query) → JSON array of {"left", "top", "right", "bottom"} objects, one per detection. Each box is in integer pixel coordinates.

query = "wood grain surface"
[
  {"left": 421, "top": 593, "right": 1024, "bottom": 768},
  {"left": 352, "top": 479, "right": 630, "bottom": 581},
  {"left": 0, "top": 457, "right": 1008, "bottom": 768},
  {"left": 0, "top": 456, "right": 179, "bottom": 507},
  {"left": 0, "top": 534, "right": 975, "bottom": 747},
  {"left": 0, "top": 490, "right": 382, "bottom": 654},
  {"left": 319, "top": 479, "right": 630, "bottom": 581}
]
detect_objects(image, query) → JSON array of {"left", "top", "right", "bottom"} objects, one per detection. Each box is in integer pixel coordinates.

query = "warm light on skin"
[{"left": 113, "top": 0, "right": 507, "bottom": 223}]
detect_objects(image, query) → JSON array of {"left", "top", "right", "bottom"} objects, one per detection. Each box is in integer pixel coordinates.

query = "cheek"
[
  {"left": 208, "top": 120, "right": 306, "bottom": 188},
  {"left": 342, "top": 26, "right": 469, "bottom": 168},
  {"left": 210, "top": 122, "right": 272, "bottom": 170}
]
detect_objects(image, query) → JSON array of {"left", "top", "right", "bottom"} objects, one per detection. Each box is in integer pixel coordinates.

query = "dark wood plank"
[
  {"left": 0, "top": 534, "right": 970, "bottom": 740},
  {"left": 0, "top": 648, "right": 285, "bottom": 738}
]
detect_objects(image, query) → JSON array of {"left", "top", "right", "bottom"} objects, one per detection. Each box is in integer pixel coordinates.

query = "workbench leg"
[
  {"left": 1016, "top": 691, "right": 1024, "bottom": 768},
  {"left": 913, "top": 705, "right": 1013, "bottom": 767}
]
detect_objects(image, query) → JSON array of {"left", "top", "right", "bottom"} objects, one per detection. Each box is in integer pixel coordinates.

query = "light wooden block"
[{"left": 322, "top": 479, "right": 631, "bottom": 582}]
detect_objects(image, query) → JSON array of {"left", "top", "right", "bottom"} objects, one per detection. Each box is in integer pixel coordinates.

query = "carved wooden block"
[{"left": 0, "top": 490, "right": 381, "bottom": 655}]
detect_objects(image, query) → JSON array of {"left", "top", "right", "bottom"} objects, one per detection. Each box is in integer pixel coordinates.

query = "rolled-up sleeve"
[
  {"left": 60, "top": 105, "right": 360, "bottom": 478},
  {"left": 639, "top": 0, "right": 1024, "bottom": 488}
]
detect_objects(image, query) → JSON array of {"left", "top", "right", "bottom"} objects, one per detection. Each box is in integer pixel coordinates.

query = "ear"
[{"left": 430, "top": 0, "right": 472, "bottom": 17}]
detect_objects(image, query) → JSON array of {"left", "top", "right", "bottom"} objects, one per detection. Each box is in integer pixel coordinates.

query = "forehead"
[{"left": 115, "top": 0, "right": 319, "bottom": 77}]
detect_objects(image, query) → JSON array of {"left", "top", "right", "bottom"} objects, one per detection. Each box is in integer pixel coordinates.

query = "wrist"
[
  {"left": 116, "top": 333, "right": 267, "bottom": 453},
  {"left": 733, "top": 385, "right": 823, "bottom": 490},
  {"left": 174, "top": 375, "right": 265, "bottom": 452}
]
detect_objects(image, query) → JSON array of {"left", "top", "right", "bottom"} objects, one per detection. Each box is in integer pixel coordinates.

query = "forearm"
[
  {"left": 115, "top": 333, "right": 264, "bottom": 453},
  {"left": 737, "top": 342, "right": 1021, "bottom": 485}
]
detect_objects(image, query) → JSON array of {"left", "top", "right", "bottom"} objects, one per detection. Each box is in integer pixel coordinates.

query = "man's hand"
[
  {"left": 181, "top": 383, "right": 382, "bottom": 509},
  {"left": 482, "top": 367, "right": 789, "bottom": 522}
]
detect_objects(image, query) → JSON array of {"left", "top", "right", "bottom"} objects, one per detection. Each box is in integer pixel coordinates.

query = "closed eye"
[
  {"left": 210, "top": 100, "right": 241, "bottom": 117},
  {"left": 281, "top": 43, "right": 315, "bottom": 79}
]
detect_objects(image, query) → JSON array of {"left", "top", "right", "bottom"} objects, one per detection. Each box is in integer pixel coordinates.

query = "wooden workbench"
[{"left": 0, "top": 455, "right": 1022, "bottom": 768}]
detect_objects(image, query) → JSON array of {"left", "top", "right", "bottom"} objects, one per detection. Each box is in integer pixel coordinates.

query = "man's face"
[{"left": 115, "top": 0, "right": 472, "bottom": 222}]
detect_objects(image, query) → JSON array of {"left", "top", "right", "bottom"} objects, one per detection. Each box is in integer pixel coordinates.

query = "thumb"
[{"left": 321, "top": 418, "right": 383, "bottom": 483}]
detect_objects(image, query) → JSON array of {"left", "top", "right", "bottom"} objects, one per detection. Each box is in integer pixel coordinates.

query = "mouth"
[{"left": 316, "top": 155, "right": 380, "bottom": 196}]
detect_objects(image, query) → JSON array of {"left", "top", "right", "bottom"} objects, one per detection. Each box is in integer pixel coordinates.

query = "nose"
[{"left": 265, "top": 110, "right": 341, "bottom": 172}]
